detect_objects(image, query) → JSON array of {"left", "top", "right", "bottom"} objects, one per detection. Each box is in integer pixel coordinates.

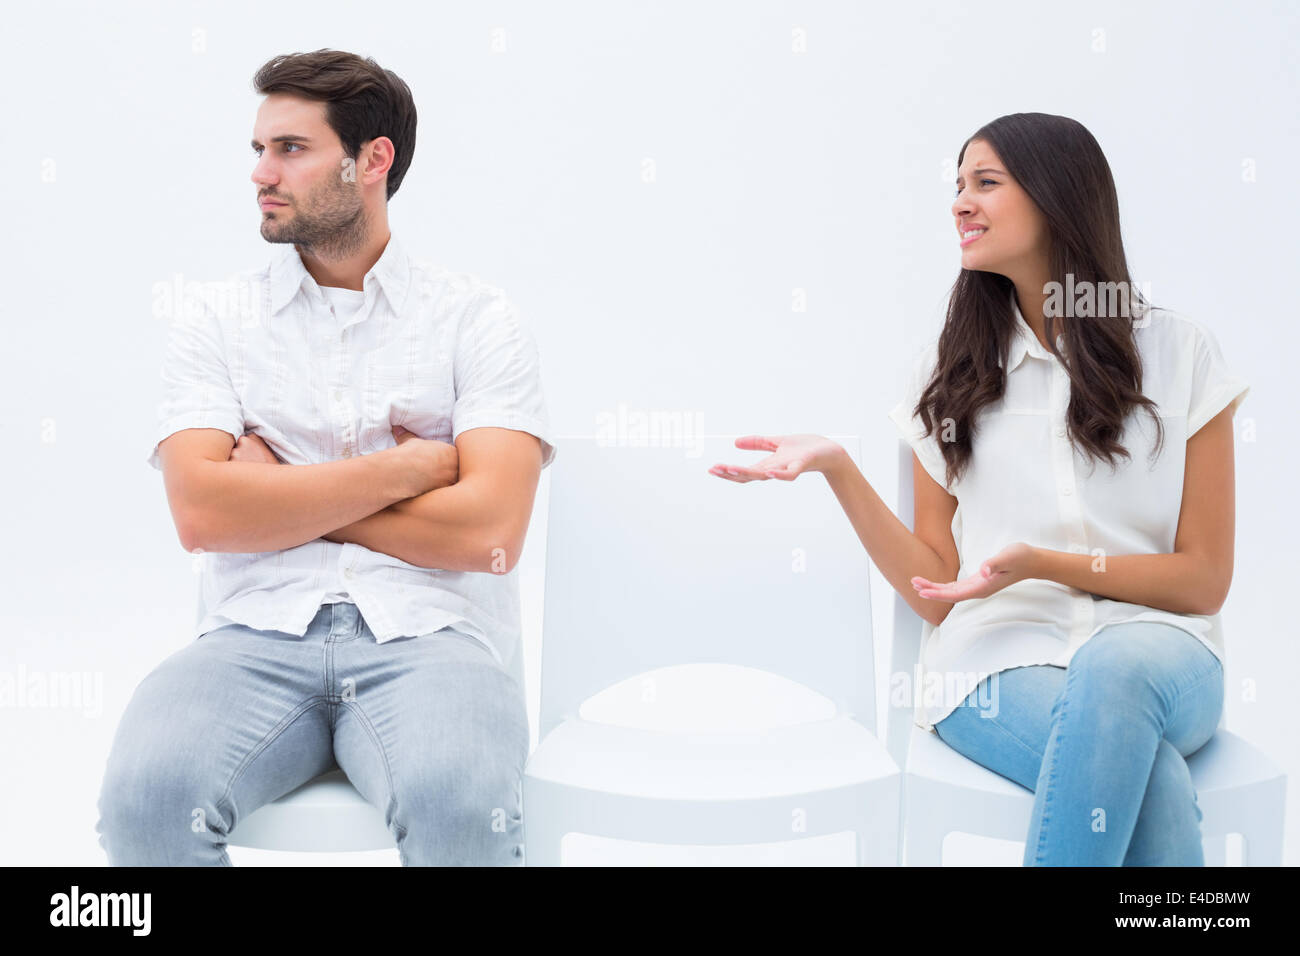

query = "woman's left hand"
[{"left": 912, "top": 542, "right": 1038, "bottom": 603}]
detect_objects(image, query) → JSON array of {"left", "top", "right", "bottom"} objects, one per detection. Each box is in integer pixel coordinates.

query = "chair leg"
[
  {"left": 1202, "top": 834, "right": 1226, "bottom": 867},
  {"left": 856, "top": 828, "right": 900, "bottom": 866},
  {"left": 1241, "top": 823, "right": 1283, "bottom": 866},
  {"left": 521, "top": 832, "right": 564, "bottom": 866},
  {"left": 903, "top": 824, "right": 946, "bottom": 866}
]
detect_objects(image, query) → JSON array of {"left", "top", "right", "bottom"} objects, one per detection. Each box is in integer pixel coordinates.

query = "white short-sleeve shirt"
[
  {"left": 889, "top": 291, "right": 1250, "bottom": 732},
  {"left": 146, "top": 234, "right": 556, "bottom": 668}
]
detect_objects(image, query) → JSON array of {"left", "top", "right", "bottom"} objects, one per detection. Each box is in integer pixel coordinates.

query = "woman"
[{"left": 709, "top": 112, "right": 1250, "bottom": 866}]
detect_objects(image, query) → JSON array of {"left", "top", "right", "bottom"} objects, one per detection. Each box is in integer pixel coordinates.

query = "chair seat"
[
  {"left": 902, "top": 722, "right": 1287, "bottom": 864},
  {"left": 525, "top": 714, "right": 898, "bottom": 801},
  {"left": 906, "top": 724, "right": 1033, "bottom": 797},
  {"left": 907, "top": 723, "right": 1284, "bottom": 801},
  {"left": 228, "top": 768, "right": 394, "bottom": 852}
]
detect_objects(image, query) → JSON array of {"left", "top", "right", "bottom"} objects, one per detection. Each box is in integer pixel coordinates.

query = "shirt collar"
[
  {"left": 1003, "top": 290, "right": 1055, "bottom": 373},
  {"left": 269, "top": 232, "right": 411, "bottom": 316}
]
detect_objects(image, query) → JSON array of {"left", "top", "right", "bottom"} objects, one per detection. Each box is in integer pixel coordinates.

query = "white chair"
[
  {"left": 883, "top": 440, "right": 1288, "bottom": 865},
  {"left": 522, "top": 435, "right": 900, "bottom": 865},
  {"left": 190, "top": 574, "right": 528, "bottom": 854}
]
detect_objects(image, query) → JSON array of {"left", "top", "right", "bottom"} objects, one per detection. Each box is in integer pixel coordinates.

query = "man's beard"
[{"left": 260, "top": 183, "right": 371, "bottom": 260}]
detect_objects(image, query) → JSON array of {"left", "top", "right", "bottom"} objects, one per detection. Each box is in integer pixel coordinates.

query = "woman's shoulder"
[
  {"left": 1133, "top": 305, "right": 1227, "bottom": 373},
  {"left": 1136, "top": 305, "right": 1219, "bottom": 350}
]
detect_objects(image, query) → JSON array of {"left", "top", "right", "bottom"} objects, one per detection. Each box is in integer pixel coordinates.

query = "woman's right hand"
[
  {"left": 392, "top": 425, "right": 459, "bottom": 496},
  {"left": 708, "top": 434, "right": 847, "bottom": 483}
]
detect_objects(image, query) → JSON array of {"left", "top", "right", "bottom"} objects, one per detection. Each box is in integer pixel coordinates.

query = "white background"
[{"left": 2, "top": 0, "right": 1295, "bottom": 866}]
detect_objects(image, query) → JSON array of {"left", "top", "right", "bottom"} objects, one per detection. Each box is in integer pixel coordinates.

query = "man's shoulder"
[{"left": 408, "top": 258, "right": 515, "bottom": 320}]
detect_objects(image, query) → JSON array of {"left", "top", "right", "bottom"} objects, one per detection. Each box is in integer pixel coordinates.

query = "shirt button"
[
  {"left": 332, "top": 389, "right": 343, "bottom": 402},
  {"left": 1062, "top": 486, "right": 1073, "bottom": 496},
  {"left": 1056, "top": 426, "right": 1067, "bottom": 438},
  {"left": 344, "top": 568, "right": 354, "bottom": 579},
  {"left": 1071, "top": 543, "right": 1087, "bottom": 554}
]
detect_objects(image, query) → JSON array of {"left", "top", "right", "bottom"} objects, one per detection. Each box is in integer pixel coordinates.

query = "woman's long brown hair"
[{"left": 916, "top": 112, "right": 1165, "bottom": 491}]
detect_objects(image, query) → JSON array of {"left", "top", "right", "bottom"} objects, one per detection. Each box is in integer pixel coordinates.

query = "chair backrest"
[
  {"left": 195, "top": 564, "right": 207, "bottom": 630},
  {"left": 538, "top": 435, "right": 874, "bottom": 740},
  {"left": 885, "top": 440, "right": 929, "bottom": 772}
]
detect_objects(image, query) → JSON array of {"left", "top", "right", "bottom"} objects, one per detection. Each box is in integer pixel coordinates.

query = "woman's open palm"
[{"left": 709, "top": 434, "right": 843, "bottom": 482}]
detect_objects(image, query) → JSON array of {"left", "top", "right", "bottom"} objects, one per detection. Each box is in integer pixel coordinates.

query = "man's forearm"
[
  {"left": 1029, "top": 547, "right": 1228, "bottom": 617},
  {"left": 185, "top": 450, "right": 411, "bottom": 554},
  {"left": 323, "top": 480, "right": 509, "bottom": 573}
]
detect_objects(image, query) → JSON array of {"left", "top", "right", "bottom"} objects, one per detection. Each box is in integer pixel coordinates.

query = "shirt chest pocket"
[{"left": 363, "top": 362, "right": 454, "bottom": 450}]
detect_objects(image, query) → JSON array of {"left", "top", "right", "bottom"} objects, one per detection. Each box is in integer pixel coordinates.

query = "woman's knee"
[{"left": 1067, "top": 625, "right": 1181, "bottom": 696}]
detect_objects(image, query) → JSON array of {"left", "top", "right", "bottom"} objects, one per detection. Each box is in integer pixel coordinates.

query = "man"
[{"left": 96, "top": 50, "right": 555, "bottom": 865}]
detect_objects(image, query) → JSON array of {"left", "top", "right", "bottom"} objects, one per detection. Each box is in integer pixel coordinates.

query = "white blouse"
[{"left": 889, "top": 291, "right": 1250, "bottom": 733}]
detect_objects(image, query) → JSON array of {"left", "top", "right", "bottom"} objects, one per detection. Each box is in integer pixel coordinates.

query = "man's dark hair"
[{"left": 253, "top": 49, "right": 417, "bottom": 202}]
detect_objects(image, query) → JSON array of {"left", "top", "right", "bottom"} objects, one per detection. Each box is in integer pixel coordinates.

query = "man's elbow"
[
  {"left": 175, "top": 507, "right": 207, "bottom": 554},
  {"left": 166, "top": 459, "right": 226, "bottom": 554},
  {"left": 480, "top": 521, "right": 526, "bottom": 575}
]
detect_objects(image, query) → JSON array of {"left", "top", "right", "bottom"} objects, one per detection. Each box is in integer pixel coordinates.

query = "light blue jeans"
[
  {"left": 95, "top": 602, "right": 528, "bottom": 865},
  {"left": 934, "top": 621, "right": 1224, "bottom": 866}
]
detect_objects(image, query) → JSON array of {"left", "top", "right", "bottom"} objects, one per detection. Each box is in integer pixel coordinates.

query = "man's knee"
[{"left": 96, "top": 746, "right": 230, "bottom": 864}]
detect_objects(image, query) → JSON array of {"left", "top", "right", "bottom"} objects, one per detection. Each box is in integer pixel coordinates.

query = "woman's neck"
[{"left": 1012, "top": 278, "right": 1057, "bottom": 351}]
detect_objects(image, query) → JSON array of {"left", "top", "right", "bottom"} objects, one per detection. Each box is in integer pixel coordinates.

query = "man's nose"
[{"left": 251, "top": 157, "right": 277, "bottom": 187}]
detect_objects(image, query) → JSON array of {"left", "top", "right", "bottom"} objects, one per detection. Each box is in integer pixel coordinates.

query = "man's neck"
[{"left": 299, "top": 227, "right": 392, "bottom": 292}]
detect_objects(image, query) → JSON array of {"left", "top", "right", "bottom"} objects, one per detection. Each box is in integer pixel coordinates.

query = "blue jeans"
[
  {"left": 95, "top": 602, "right": 528, "bottom": 865},
  {"left": 934, "top": 621, "right": 1224, "bottom": 866}
]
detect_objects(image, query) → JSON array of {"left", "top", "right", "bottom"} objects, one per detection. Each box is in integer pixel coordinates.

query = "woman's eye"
[{"left": 953, "top": 179, "right": 997, "bottom": 197}]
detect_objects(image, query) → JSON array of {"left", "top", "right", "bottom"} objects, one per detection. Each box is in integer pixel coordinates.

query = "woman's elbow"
[
  {"left": 1195, "top": 566, "right": 1233, "bottom": 616},
  {"left": 917, "top": 601, "right": 953, "bottom": 629}
]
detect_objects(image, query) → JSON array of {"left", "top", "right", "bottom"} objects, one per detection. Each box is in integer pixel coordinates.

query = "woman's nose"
[{"left": 951, "top": 189, "right": 975, "bottom": 219}]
